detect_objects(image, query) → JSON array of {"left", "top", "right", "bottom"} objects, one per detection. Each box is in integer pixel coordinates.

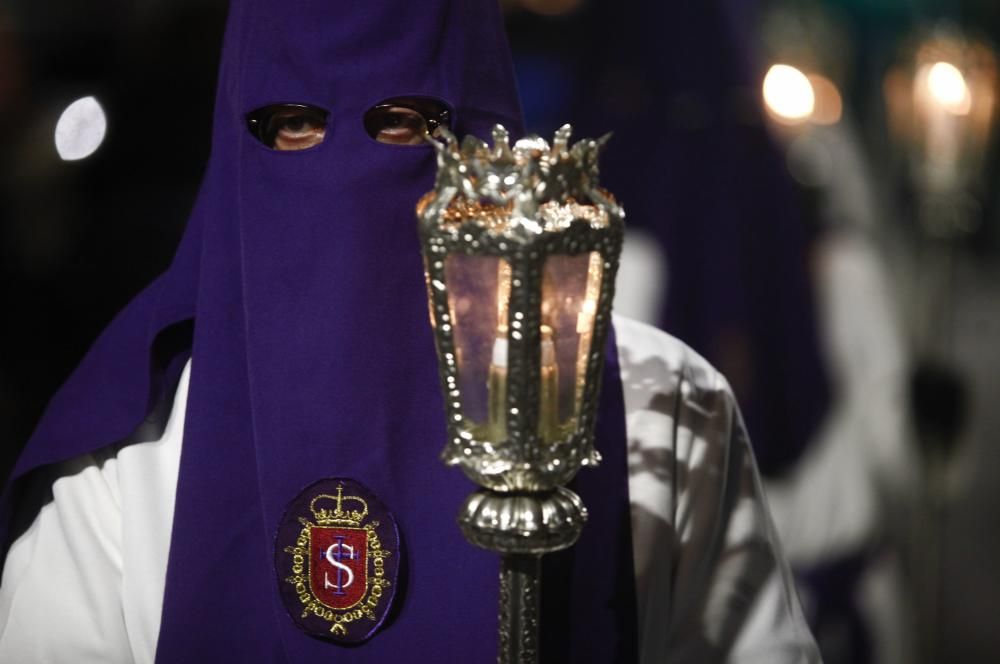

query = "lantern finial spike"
[
  {"left": 492, "top": 124, "right": 514, "bottom": 161},
  {"left": 552, "top": 123, "right": 573, "bottom": 156},
  {"left": 461, "top": 134, "right": 490, "bottom": 159}
]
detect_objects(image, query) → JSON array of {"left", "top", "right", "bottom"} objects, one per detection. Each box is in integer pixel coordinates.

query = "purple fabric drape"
[{"left": 3, "top": 0, "right": 637, "bottom": 660}]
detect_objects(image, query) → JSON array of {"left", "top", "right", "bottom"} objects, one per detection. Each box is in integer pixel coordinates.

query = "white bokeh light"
[
  {"left": 54, "top": 96, "right": 107, "bottom": 161},
  {"left": 926, "top": 61, "right": 972, "bottom": 115},
  {"left": 763, "top": 64, "right": 816, "bottom": 123}
]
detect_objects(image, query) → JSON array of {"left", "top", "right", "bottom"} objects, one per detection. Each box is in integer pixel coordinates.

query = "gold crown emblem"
[{"left": 309, "top": 484, "right": 369, "bottom": 527}]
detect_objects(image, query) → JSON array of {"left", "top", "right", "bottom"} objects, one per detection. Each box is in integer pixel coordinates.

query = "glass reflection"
[
  {"left": 445, "top": 255, "right": 510, "bottom": 438},
  {"left": 541, "top": 252, "right": 602, "bottom": 439},
  {"left": 442, "top": 251, "right": 603, "bottom": 445}
]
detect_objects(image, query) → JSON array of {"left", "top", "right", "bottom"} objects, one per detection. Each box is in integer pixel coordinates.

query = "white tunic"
[{"left": 0, "top": 316, "right": 819, "bottom": 663}]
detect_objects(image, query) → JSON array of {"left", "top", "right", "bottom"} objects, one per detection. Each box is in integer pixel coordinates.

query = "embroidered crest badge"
[{"left": 276, "top": 478, "right": 401, "bottom": 643}]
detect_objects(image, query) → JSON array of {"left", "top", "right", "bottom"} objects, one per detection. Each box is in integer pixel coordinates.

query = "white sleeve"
[
  {"left": 617, "top": 316, "right": 820, "bottom": 664},
  {"left": 0, "top": 449, "right": 131, "bottom": 662},
  {"left": 0, "top": 362, "right": 188, "bottom": 664}
]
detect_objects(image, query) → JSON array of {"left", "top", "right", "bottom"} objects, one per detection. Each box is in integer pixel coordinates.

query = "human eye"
[
  {"left": 246, "top": 103, "right": 329, "bottom": 151},
  {"left": 363, "top": 97, "right": 452, "bottom": 146},
  {"left": 372, "top": 106, "right": 429, "bottom": 145}
]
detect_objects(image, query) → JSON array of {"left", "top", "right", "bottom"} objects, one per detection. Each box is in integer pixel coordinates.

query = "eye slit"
[
  {"left": 374, "top": 107, "right": 428, "bottom": 145},
  {"left": 246, "top": 103, "right": 329, "bottom": 151},
  {"left": 363, "top": 96, "right": 452, "bottom": 146}
]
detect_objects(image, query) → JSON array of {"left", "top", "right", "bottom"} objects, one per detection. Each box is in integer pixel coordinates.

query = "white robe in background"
[{"left": 0, "top": 316, "right": 820, "bottom": 663}]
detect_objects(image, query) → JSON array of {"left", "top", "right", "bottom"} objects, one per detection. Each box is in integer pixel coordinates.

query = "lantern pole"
[
  {"left": 498, "top": 554, "right": 541, "bottom": 663},
  {"left": 418, "top": 124, "right": 622, "bottom": 664},
  {"left": 459, "top": 487, "right": 588, "bottom": 664}
]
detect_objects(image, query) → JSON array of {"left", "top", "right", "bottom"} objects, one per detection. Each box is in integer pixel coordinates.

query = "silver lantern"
[{"left": 417, "top": 124, "right": 623, "bottom": 664}]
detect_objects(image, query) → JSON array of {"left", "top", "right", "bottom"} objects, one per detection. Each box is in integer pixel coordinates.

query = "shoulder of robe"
[
  {"left": 4, "top": 358, "right": 188, "bottom": 551},
  {"left": 613, "top": 314, "right": 734, "bottom": 413}
]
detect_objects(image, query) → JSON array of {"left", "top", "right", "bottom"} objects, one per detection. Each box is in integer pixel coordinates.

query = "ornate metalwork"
[
  {"left": 418, "top": 124, "right": 623, "bottom": 664},
  {"left": 459, "top": 488, "right": 588, "bottom": 555},
  {"left": 498, "top": 555, "right": 541, "bottom": 664}
]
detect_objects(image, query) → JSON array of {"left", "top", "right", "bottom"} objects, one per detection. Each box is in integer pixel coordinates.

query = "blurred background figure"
[
  {"left": 878, "top": 18, "right": 1000, "bottom": 664},
  {"left": 756, "top": 5, "right": 915, "bottom": 663},
  {"left": 4, "top": 1, "right": 1000, "bottom": 663},
  {"left": 506, "top": 0, "right": 833, "bottom": 481}
]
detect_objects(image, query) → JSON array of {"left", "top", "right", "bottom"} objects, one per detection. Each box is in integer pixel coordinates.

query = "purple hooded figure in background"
[
  {"left": 0, "top": 0, "right": 821, "bottom": 661},
  {"left": 512, "top": 0, "right": 831, "bottom": 478},
  {"left": 576, "top": 0, "right": 831, "bottom": 479}
]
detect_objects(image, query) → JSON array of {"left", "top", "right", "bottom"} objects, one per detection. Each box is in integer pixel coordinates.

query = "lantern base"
[{"left": 458, "top": 487, "right": 587, "bottom": 555}]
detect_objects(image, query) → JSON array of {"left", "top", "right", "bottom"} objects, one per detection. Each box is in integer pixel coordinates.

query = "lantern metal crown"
[
  {"left": 417, "top": 123, "right": 624, "bottom": 500},
  {"left": 421, "top": 124, "right": 612, "bottom": 224}
]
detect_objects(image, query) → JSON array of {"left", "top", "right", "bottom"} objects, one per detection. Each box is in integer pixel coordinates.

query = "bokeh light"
[
  {"left": 54, "top": 95, "right": 107, "bottom": 161},
  {"left": 763, "top": 64, "right": 816, "bottom": 123},
  {"left": 807, "top": 74, "right": 843, "bottom": 125},
  {"left": 926, "top": 61, "right": 972, "bottom": 115}
]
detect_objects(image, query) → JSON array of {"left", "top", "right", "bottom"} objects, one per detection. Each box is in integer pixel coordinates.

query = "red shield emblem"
[
  {"left": 277, "top": 478, "right": 401, "bottom": 644},
  {"left": 310, "top": 527, "right": 368, "bottom": 610}
]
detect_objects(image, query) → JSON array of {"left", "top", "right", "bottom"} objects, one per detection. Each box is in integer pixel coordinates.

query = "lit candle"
[
  {"left": 539, "top": 325, "right": 559, "bottom": 441},
  {"left": 487, "top": 324, "right": 508, "bottom": 441}
]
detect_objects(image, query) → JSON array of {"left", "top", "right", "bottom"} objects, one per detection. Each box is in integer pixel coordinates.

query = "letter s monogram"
[{"left": 324, "top": 542, "right": 355, "bottom": 592}]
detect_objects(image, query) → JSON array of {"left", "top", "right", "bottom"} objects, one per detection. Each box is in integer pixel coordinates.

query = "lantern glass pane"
[
  {"left": 444, "top": 254, "right": 512, "bottom": 442},
  {"left": 540, "top": 251, "right": 603, "bottom": 441}
]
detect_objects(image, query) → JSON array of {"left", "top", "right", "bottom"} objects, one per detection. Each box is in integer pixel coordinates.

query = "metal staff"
[{"left": 417, "top": 124, "right": 623, "bottom": 663}]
